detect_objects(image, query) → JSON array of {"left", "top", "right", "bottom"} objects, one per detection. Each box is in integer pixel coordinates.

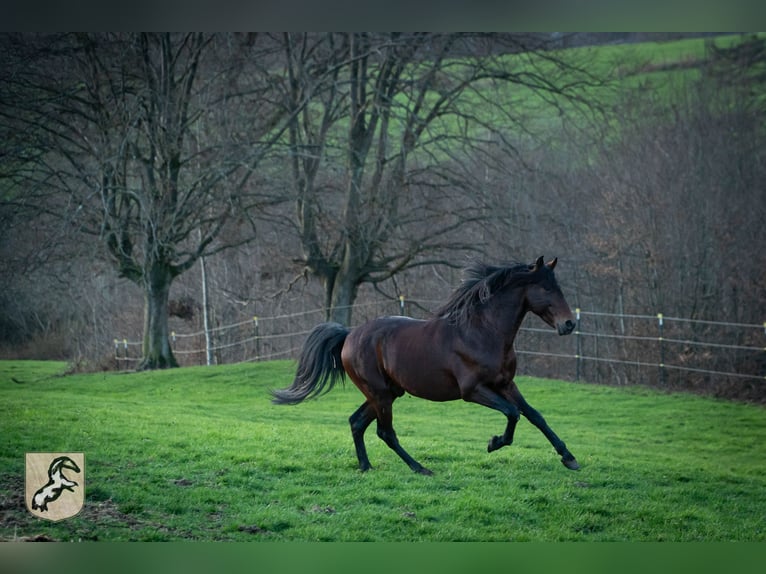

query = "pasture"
[{"left": 1, "top": 360, "right": 764, "bottom": 542}]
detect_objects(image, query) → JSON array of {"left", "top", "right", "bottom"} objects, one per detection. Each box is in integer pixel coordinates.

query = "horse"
[{"left": 272, "top": 256, "right": 580, "bottom": 475}]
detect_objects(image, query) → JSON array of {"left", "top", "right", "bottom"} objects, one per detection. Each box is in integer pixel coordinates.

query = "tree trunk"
[
  {"left": 139, "top": 263, "right": 178, "bottom": 370},
  {"left": 326, "top": 265, "right": 359, "bottom": 326}
]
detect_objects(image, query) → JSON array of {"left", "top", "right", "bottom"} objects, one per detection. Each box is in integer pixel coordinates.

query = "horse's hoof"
[
  {"left": 415, "top": 466, "right": 434, "bottom": 476},
  {"left": 487, "top": 436, "right": 503, "bottom": 452},
  {"left": 562, "top": 457, "right": 580, "bottom": 471}
]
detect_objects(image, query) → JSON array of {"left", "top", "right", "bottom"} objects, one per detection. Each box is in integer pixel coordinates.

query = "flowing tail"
[{"left": 271, "top": 322, "right": 350, "bottom": 405}]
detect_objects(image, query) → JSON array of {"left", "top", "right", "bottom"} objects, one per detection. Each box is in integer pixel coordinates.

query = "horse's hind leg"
[
  {"left": 349, "top": 401, "right": 376, "bottom": 472},
  {"left": 510, "top": 387, "right": 580, "bottom": 470},
  {"left": 375, "top": 398, "right": 433, "bottom": 476},
  {"left": 345, "top": 352, "right": 430, "bottom": 475}
]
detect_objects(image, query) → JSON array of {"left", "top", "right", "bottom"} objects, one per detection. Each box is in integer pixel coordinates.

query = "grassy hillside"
[
  {"left": 1, "top": 360, "right": 764, "bottom": 542},
  {"left": 308, "top": 33, "right": 763, "bottom": 179}
]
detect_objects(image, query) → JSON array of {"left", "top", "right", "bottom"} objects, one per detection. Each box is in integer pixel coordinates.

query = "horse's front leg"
[
  {"left": 463, "top": 382, "right": 521, "bottom": 452},
  {"left": 508, "top": 386, "right": 580, "bottom": 470}
]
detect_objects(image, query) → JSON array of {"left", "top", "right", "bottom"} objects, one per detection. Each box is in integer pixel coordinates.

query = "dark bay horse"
[{"left": 272, "top": 256, "right": 579, "bottom": 474}]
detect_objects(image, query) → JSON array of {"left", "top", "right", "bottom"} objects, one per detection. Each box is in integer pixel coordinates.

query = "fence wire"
[{"left": 115, "top": 301, "right": 765, "bottom": 389}]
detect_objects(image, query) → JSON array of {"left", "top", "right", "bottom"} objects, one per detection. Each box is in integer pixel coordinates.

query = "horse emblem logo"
[{"left": 25, "top": 453, "right": 85, "bottom": 521}]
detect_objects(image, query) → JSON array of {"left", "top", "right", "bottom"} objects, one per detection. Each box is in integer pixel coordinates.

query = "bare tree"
[
  {"left": 0, "top": 33, "right": 290, "bottom": 368},
  {"left": 278, "top": 32, "right": 602, "bottom": 325}
]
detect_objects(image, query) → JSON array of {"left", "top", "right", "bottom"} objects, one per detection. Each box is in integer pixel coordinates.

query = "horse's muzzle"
[{"left": 557, "top": 319, "right": 576, "bottom": 336}]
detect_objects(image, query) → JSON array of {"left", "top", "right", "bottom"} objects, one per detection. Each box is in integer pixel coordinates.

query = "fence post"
[
  {"left": 120, "top": 338, "right": 128, "bottom": 363},
  {"left": 253, "top": 316, "right": 260, "bottom": 361},
  {"left": 575, "top": 308, "right": 582, "bottom": 381},
  {"left": 657, "top": 313, "right": 665, "bottom": 384}
]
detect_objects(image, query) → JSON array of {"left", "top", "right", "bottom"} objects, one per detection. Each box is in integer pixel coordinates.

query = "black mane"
[{"left": 435, "top": 261, "right": 534, "bottom": 325}]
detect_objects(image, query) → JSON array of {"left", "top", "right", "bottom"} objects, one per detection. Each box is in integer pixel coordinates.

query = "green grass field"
[{"left": 1, "top": 360, "right": 764, "bottom": 542}]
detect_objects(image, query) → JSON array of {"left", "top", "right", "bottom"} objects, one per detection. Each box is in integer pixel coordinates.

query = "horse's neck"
[{"left": 486, "top": 288, "right": 528, "bottom": 339}]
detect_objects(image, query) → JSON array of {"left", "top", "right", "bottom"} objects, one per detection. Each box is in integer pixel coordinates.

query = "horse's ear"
[
  {"left": 532, "top": 256, "right": 544, "bottom": 271},
  {"left": 547, "top": 257, "right": 558, "bottom": 270}
]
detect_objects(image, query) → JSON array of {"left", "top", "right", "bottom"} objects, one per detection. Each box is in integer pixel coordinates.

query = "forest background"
[{"left": 0, "top": 32, "right": 763, "bottom": 399}]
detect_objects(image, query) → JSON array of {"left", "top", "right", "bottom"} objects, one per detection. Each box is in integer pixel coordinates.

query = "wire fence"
[
  {"left": 114, "top": 299, "right": 765, "bottom": 397},
  {"left": 515, "top": 309, "right": 764, "bottom": 391}
]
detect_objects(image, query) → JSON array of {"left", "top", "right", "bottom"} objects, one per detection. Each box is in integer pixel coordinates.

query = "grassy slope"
[
  {"left": 326, "top": 34, "right": 761, "bottom": 173},
  {"left": 1, "top": 360, "right": 764, "bottom": 541}
]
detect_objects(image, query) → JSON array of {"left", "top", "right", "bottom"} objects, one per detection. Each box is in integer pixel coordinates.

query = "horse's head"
[{"left": 525, "top": 256, "right": 576, "bottom": 336}]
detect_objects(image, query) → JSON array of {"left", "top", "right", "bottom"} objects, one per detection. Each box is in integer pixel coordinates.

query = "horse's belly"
[
  {"left": 390, "top": 363, "right": 462, "bottom": 402},
  {"left": 403, "top": 381, "right": 462, "bottom": 402}
]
